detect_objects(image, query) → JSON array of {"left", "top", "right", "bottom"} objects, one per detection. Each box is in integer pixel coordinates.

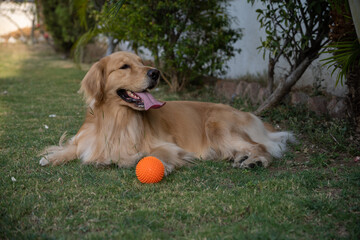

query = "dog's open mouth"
[{"left": 117, "top": 89, "right": 165, "bottom": 110}]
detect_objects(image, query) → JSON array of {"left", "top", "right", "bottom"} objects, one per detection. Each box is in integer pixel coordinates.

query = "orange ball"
[{"left": 136, "top": 156, "right": 165, "bottom": 183}]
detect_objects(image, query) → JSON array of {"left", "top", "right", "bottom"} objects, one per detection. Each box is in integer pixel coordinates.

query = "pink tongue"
[{"left": 136, "top": 92, "right": 165, "bottom": 110}]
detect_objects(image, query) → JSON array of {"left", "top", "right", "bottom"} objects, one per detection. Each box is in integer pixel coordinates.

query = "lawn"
[{"left": 0, "top": 44, "right": 359, "bottom": 239}]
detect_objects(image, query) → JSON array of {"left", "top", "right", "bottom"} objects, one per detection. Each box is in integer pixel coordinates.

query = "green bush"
[
  {"left": 41, "top": 0, "right": 94, "bottom": 55},
  {"left": 97, "top": 0, "right": 242, "bottom": 91}
]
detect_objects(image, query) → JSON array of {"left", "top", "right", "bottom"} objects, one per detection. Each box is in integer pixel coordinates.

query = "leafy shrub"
[
  {"left": 94, "top": 0, "right": 242, "bottom": 91},
  {"left": 41, "top": 0, "right": 94, "bottom": 55}
]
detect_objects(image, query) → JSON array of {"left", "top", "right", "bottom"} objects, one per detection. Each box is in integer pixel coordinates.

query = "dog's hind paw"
[{"left": 39, "top": 157, "right": 49, "bottom": 166}]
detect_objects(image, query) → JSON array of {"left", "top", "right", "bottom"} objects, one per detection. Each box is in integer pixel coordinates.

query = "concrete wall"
[{"left": 225, "top": 1, "right": 347, "bottom": 97}]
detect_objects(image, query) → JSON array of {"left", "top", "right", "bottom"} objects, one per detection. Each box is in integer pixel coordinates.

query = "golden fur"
[{"left": 40, "top": 51, "right": 294, "bottom": 174}]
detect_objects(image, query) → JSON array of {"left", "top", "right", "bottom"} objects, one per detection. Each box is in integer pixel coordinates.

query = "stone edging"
[{"left": 215, "top": 80, "right": 347, "bottom": 118}]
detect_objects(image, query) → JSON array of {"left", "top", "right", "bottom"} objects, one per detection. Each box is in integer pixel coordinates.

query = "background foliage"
[
  {"left": 247, "top": 0, "right": 331, "bottom": 114},
  {"left": 321, "top": 0, "right": 360, "bottom": 133},
  {"left": 252, "top": 0, "right": 330, "bottom": 67},
  {"left": 77, "top": 0, "right": 242, "bottom": 91},
  {"left": 41, "top": 0, "right": 95, "bottom": 55},
  {"left": 322, "top": 0, "right": 359, "bottom": 86}
]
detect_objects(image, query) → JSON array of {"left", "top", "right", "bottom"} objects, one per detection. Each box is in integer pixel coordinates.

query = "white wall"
[
  {"left": 226, "top": 1, "right": 347, "bottom": 97},
  {"left": 0, "top": 2, "right": 35, "bottom": 35},
  {"left": 226, "top": 1, "right": 268, "bottom": 76}
]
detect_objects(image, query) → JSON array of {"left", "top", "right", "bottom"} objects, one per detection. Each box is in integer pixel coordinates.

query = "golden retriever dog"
[{"left": 40, "top": 51, "right": 294, "bottom": 174}]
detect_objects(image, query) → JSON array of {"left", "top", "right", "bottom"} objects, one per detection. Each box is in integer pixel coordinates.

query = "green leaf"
[{"left": 321, "top": 40, "right": 360, "bottom": 87}]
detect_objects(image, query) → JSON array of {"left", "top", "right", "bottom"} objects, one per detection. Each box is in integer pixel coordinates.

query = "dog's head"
[{"left": 80, "top": 51, "right": 164, "bottom": 110}]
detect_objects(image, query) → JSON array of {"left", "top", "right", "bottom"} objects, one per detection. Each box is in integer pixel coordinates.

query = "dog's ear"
[{"left": 80, "top": 60, "right": 107, "bottom": 107}]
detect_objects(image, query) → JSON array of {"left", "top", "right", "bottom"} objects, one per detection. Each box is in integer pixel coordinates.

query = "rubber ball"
[{"left": 136, "top": 156, "right": 165, "bottom": 183}]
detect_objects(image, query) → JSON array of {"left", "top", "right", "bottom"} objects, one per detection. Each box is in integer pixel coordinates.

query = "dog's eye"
[{"left": 120, "top": 64, "right": 130, "bottom": 70}]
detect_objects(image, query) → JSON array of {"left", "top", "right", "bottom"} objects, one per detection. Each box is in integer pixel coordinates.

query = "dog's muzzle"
[{"left": 116, "top": 68, "right": 164, "bottom": 110}]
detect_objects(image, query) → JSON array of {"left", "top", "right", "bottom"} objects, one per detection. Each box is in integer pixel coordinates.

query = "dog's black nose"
[
  {"left": 147, "top": 69, "right": 160, "bottom": 81},
  {"left": 147, "top": 69, "right": 160, "bottom": 89}
]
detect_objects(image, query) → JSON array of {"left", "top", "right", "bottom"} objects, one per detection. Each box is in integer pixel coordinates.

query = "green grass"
[{"left": 1, "top": 44, "right": 359, "bottom": 239}]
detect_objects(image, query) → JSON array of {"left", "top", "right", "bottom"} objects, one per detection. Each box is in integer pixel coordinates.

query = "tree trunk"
[
  {"left": 170, "top": 73, "right": 180, "bottom": 92},
  {"left": 348, "top": 0, "right": 360, "bottom": 42},
  {"left": 347, "top": 0, "right": 360, "bottom": 133},
  {"left": 255, "top": 57, "right": 312, "bottom": 115},
  {"left": 267, "top": 58, "right": 275, "bottom": 93},
  {"left": 31, "top": 16, "right": 36, "bottom": 44},
  {"left": 346, "top": 64, "right": 360, "bottom": 133}
]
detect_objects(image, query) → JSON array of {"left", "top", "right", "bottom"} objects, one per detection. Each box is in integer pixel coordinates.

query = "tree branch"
[
  {"left": 274, "top": 37, "right": 291, "bottom": 63},
  {"left": 255, "top": 56, "right": 312, "bottom": 115},
  {"left": 296, "top": 0, "right": 309, "bottom": 33}
]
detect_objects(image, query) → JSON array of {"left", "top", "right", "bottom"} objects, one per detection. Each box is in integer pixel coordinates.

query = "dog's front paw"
[
  {"left": 39, "top": 157, "right": 49, "bottom": 166},
  {"left": 161, "top": 161, "right": 175, "bottom": 176},
  {"left": 232, "top": 155, "right": 269, "bottom": 169}
]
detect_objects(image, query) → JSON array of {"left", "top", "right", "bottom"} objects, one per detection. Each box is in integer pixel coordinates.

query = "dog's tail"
[
  {"left": 247, "top": 114, "right": 296, "bottom": 158},
  {"left": 39, "top": 132, "right": 77, "bottom": 166},
  {"left": 264, "top": 131, "right": 296, "bottom": 158}
]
